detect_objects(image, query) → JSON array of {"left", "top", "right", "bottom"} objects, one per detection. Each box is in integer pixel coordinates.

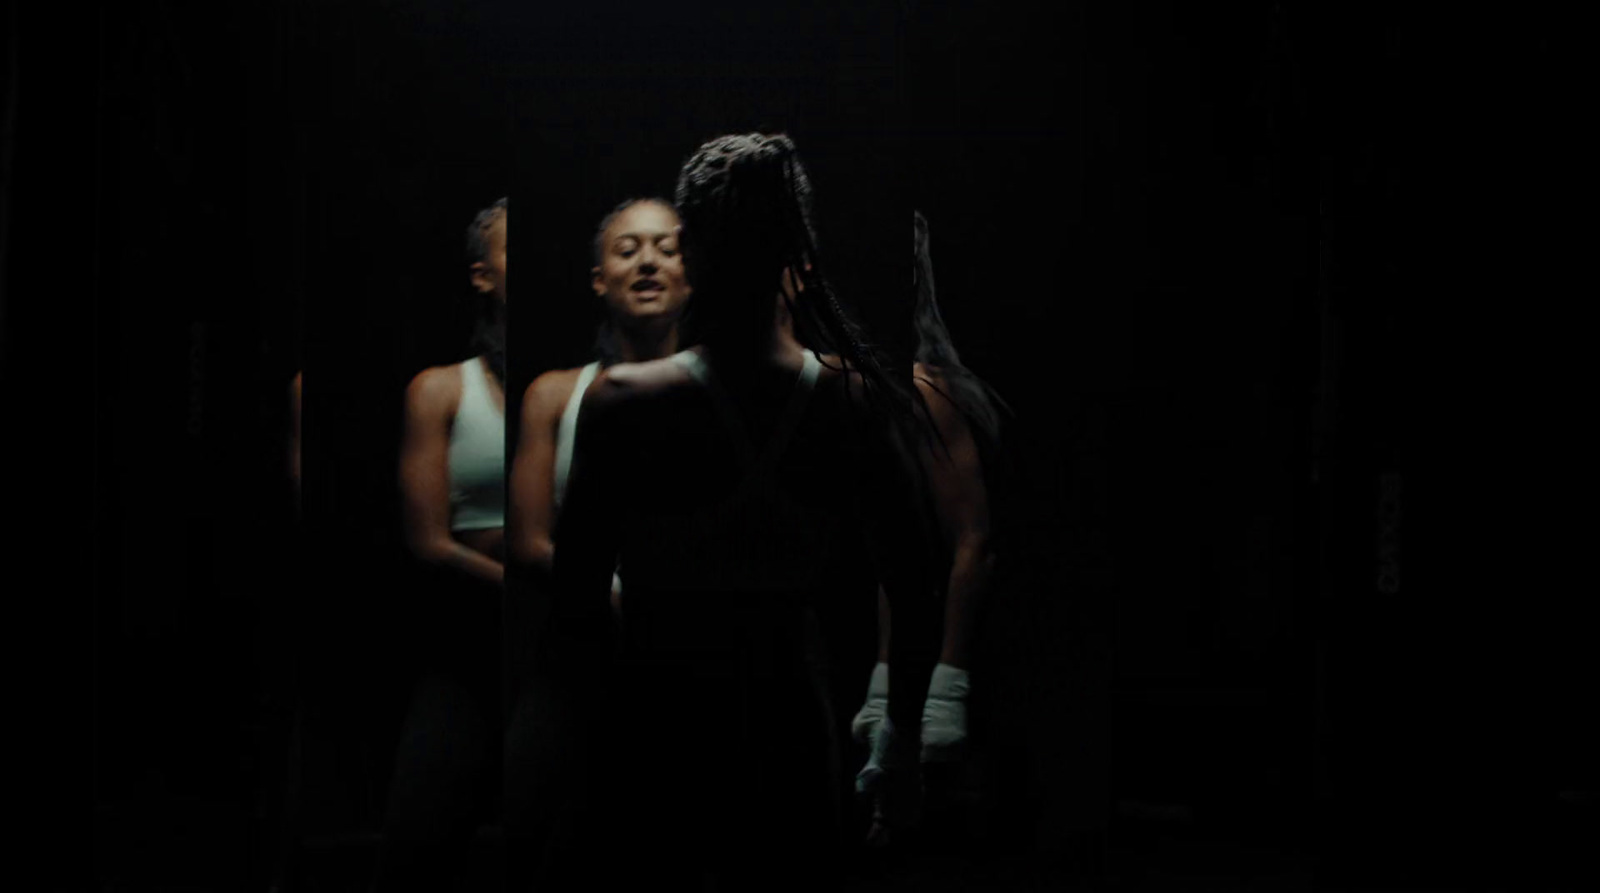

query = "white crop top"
[
  {"left": 552, "top": 361, "right": 602, "bottom": 518},
  {"left": 447, "top": 357, "right": 506, "bottom": 531}
]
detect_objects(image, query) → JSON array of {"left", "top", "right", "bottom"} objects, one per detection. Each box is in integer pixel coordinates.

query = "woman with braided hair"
[
  {"left": 524, "top": 133, "right": 940, "bottom": 889},
  {"left": 850, "top": 210, "right": 1009, "bottom": 844}
]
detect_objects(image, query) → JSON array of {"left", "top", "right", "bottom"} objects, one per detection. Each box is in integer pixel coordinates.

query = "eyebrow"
[
  {"left": 614, "top": 230, "right": 678, "bottom": 244},
  {"left": 613, "top": 231, "right": 677, "bottom": 241}
]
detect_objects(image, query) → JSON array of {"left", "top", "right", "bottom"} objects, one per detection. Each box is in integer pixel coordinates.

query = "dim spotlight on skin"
[
  {"left": 509, "top": 198, "right": 692, "bottom": 615},
  {"left": 399, "top": 198, "right": 508, "bottom": 577},
  {"left": 502, "top": 198, "right": 696, "bottom": 888},
  {"left": 373, "top": 197, "right": 508, "bottom": 893},
  {"left": 843, "top": 211, "right": 1003, "bottom": 847},
  {"left": 592, "top": 199, "right": 692, "bottom": 329}
]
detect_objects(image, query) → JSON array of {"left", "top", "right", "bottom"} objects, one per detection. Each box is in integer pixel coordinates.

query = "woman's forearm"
[
  {"left": 418, "top": 538, "right": 506, "bottom": 588},
  {"left": 876, "top": 536, "right": 993, "bottom": 670},
  {"left": 938, "top": 535, "right": 994, "bottom": 669},
  {"left": 510, "top": 532, "right": 555, "bottom": 574}
]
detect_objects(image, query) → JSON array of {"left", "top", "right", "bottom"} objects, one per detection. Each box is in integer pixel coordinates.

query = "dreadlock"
[
  {"left": 673, "top": 133, "right": 918, "bottom": 435},
  {"left": 466, "top": 197, "right": 507, "bottom": 383},
  {"left": 912, "top": 210, "right": 1011, "bottom": 454}
]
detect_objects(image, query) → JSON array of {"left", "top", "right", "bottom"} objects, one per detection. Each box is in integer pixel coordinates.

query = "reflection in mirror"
[
  {"left": 849, "top": 210, "right": 1012, "bottom": 846},
  {"left": 507, "top": 198, "right": 692, "bottom": 613},
  {"left": 502, "top": 196, "right": 694, "bottom": 882},
  {"left": 372, "top": 198, "right": 508, "bottom": 892}
]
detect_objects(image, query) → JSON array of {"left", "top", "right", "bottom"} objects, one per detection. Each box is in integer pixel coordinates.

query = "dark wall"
[
  {"left": 902, "top": 7, "right": 1586, "bottom": 887},
  {"left": 6, "top": 1, "right": 315, "bottom": 886},
  {"left": 909, "top": 0, "right": 1321, "bottom": 857},
  {"left": 1303, "top": 6, "right": 1593, "bottom": 885}
]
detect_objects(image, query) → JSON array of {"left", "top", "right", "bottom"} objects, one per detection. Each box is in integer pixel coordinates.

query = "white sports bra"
[
  {"left": 552, "top": 360, "right": 603, "bottom": 518},
  {"left": 447, "top": 357, "right": 505, "bottom": 531}
]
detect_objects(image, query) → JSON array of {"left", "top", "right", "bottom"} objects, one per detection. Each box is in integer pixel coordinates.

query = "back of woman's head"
[
  {"left": 674, "top": 133, "right": 915, "bottom": 424},
  {"left": 674, "top": 134, "right": 812, "bottom": 348},
  {"left": 913, "top": 210, "right": 950, "bottom": 367}
]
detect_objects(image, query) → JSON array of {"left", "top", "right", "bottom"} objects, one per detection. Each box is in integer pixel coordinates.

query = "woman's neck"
[
  {"left": 616, "top": 323, "right": 680, "bottom": 363},
  {"left": 702, "top": 304, "right": 802, "bottom": 367},
  {"left": 482, "top": 301, "right": 507, "bottom": 331}
]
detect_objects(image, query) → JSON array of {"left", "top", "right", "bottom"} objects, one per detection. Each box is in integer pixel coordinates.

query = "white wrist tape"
[{"left": 920, "top": 663, "right": 970, "bottom": 764}]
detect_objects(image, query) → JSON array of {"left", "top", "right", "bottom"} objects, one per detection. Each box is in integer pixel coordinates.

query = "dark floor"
[{"left": 96, "top": 795, "right": 1591, "bottom": 893}]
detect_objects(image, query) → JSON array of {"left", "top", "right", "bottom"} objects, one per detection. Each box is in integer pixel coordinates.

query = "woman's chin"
[{"left": 620, "top": 305, "right": 681, "bottom": 327}]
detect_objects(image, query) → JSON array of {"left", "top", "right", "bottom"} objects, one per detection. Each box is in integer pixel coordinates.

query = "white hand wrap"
[
  {"left": 851, "top": 663, "right": 891, "bottom": 793},
  {"left": 920, "top": 663, "right": 970, "bottom": 764},
  {"left": 849, "top": 662, "right": 890, "bottom": 745}
]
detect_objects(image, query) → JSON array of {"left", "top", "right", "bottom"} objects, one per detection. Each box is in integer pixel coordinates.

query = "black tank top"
[
  {"left": 614, "top": 349, "right": 833, "bottom": 717},
  {"left": 587, "top": 350, "right": 849, "bottom": 860},
  {"left": 543, "top": 346, "right": 936, "bottom": 883}
]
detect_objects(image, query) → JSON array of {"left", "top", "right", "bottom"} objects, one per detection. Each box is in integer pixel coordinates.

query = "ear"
[
  {"left": 470, "top": 261, "right": 494, "bottom": 294},
  {"left": 591, "top": 266, "right": 606, "bottom": 298}
]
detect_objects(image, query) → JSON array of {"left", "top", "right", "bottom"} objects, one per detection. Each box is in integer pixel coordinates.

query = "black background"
[{"left": 6, "top": 1, "right": 1591, "bottom": 890}]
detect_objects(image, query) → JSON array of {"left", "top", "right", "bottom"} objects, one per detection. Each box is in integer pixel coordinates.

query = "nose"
[{"left": 637, "top": 247, "right": 659, "bottom": 273}]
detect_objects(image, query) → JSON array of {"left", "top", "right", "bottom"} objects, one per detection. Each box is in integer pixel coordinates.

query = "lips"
[{"left": 631, "top": 278, "right": 664, "bottom": 295}]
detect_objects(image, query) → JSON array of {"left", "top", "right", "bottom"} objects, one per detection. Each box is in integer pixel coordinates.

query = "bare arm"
[
  {"left": 508, "top": 370, "right": 578, "bottom": 571},
  {"left": 548, "top": 373, "right": 627, "bottom": 641},
  {"left": 857, "top": 408, "right": 941, "bottom": 768},
  {"left": 913, "top": 371, "right": 995, "bottom": 669},
  {"left": 399, "top": 367, "right": 504, "bottom": 588}
]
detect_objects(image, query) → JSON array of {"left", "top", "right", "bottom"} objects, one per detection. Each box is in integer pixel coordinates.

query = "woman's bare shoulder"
[
  {"left": 811, "top": 351, "right": 853, "bottom": 385},
  {"left": 912, "top": 361, "right": 949, "bottom": 390},
  {"left": 521, "top": 364, "right": 593, "bottom": 420},
  {"left": 405, "top": 363, "right": 464, "bottom": 418}
]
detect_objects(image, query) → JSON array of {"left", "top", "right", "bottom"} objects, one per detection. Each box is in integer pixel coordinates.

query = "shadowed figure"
[
  {"left": 372, "top": 197, "right": 507, "bottom": 893},
  {"left": 850, "top": 210, "right": 1009, "bottom": 843},
  {"left": 513, "top": 134, "right": 940, "bottom": 891}
]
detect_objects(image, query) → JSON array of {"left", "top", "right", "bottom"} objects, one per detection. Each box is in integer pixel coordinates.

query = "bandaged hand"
[
  {"left": 920, "top": 663, "right": 970, "bottom": 764},
  {"left": 851, "top": 663, "right": 891, "bottom": 793}
]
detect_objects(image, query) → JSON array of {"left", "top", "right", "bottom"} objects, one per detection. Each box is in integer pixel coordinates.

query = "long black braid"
[
  {"left": 912, "top": 210, "right": 1021, "bottom": 558},
  {"left": 466, "top": 197, "right": 507, "bottom": 383},
  {"left": 912, "top": 209, "right": 1011, "bottom": 457},
  {"left": 673, "top": 133, "right": 919, "bottom": 437}
]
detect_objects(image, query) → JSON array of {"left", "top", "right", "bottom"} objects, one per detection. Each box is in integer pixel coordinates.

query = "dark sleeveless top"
[
  {"left": 544, "top": 348, "right": 926, "bottom": 880},
  {"left": 608, "top": 351, "right": 836, "bottom": 817}
]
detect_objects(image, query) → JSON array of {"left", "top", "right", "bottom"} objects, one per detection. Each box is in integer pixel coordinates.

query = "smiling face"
[{"left": 591, "top": 200, "right": 691, "bottom": 328}]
